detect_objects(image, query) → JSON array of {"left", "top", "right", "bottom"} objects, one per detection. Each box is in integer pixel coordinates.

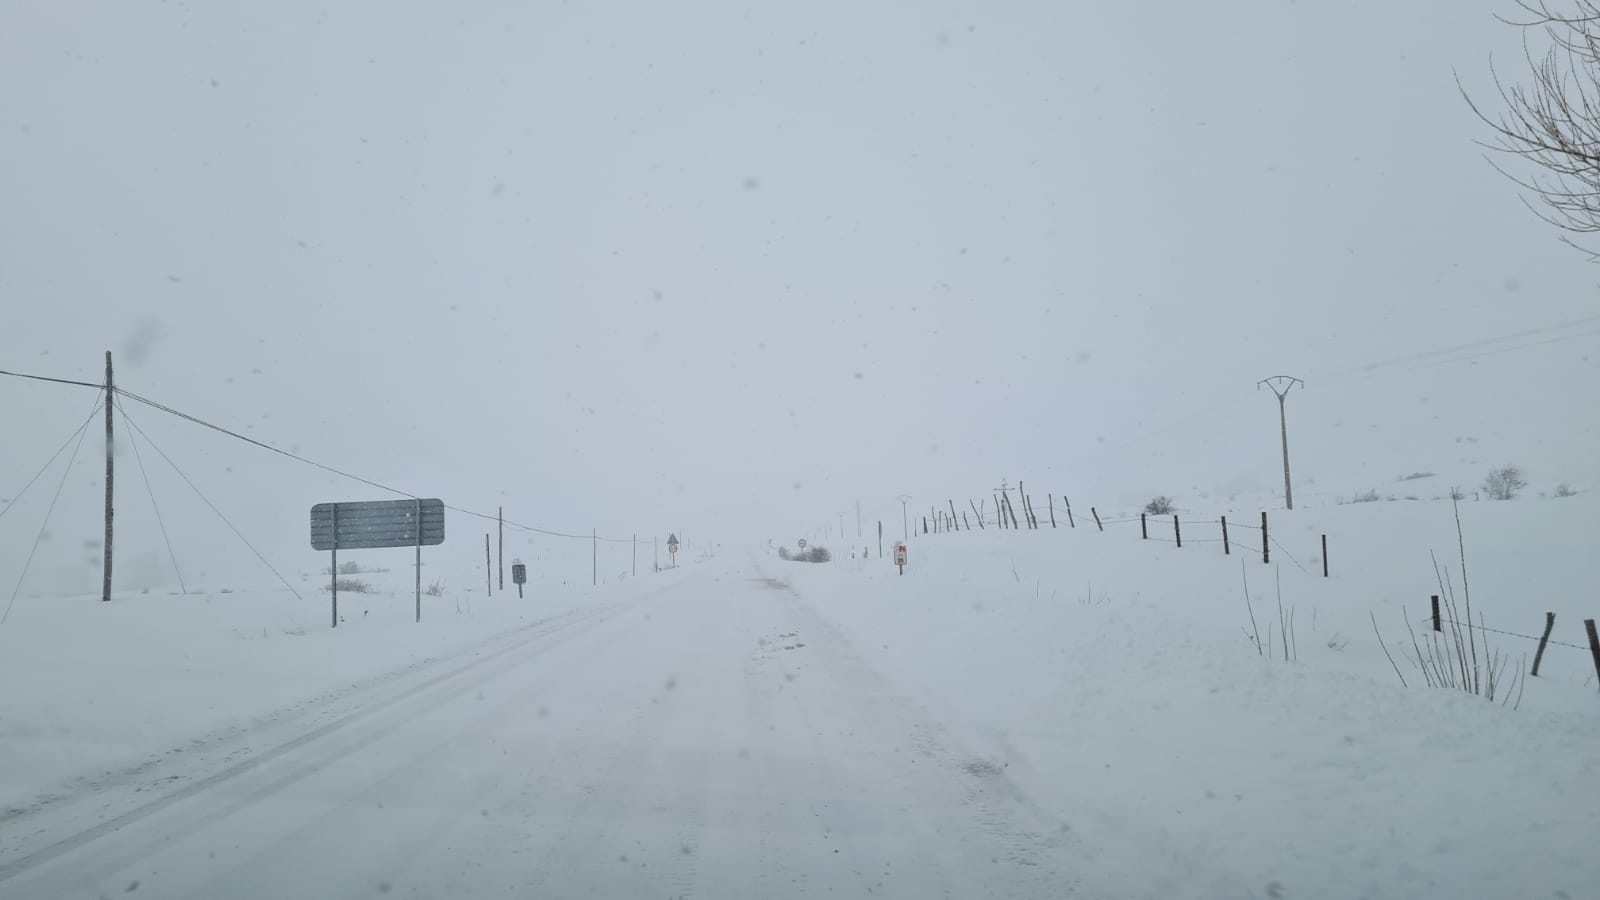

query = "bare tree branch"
[{"left": 1463, "top": 2, "right": 1600, "bottom": 254}]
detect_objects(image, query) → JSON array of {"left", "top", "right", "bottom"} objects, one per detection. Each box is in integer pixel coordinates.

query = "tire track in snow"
[{"left": 0, "top": 596, "right": 643, "bottom": 888}]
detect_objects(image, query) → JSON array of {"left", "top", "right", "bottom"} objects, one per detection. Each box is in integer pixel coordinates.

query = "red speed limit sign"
[{"left": 893, "top": 543, "right": 908, "bottom": 574}]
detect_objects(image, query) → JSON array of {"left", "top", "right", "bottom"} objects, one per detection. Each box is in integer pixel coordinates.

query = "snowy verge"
[{"left": 771, "top": 498, "right": 1600, "bottom": 900}]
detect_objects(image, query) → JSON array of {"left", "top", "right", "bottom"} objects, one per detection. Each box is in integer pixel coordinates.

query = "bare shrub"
[
  {"left": 1143, "top": 496, "right": 1175, "bottom": 515},
  {"left": 1483, "top": 465, "right": 1527, "bottom": 500},
  {"left": 1553, "top": 482, "right": 1577, "bottom": 498},
  {"left": 323, "top": 578, "right": 373, "bottom": 593},
  {"left": 425, "top": 577, "right": 446, "bottom": 597}
]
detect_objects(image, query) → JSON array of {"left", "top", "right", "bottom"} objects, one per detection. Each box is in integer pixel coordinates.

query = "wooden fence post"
[
  {"left": 1048, "top": 495, "right": 1056, "bottom": 528},
  {"left": 970, "top": 499, "right": 986, "bottom": 529},
  {"left": 949, "top": 499, "right": 960, "bottom": 531},
  {"left": 1531, "top": 612, "right": 1556, "bottom": 677},
  {"left": 1064, "top": 497, "right": 1075, "bottom": 528},
  {"left": 1322, "top": 535, "right": 1329, "bottom": 577},
  {"left": 1140, "top": 513, "right": 1148, "bottom": 540},
  {"left": 1586, "top": 619, "right": 1600, "bottom": 691},
  {"left": 1091, "top": 507, "right": 1103, "bottom": 531},
  {"left": 1221, "top": 515, "right": 1230, "bottom": 555},
  {"left": 1174, "top": 515, "right": 1181, "bottom": 548},
  {"left": 1431, "top": 595, "right": 1441, "bottom": 632},
  {"left": 1261, "top": 511, "right": 1269, "bottom": 564}
]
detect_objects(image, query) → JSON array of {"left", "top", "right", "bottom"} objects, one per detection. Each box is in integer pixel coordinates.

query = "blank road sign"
[{"left": 310, "top": 499, "right": 445, "bottom": 550}]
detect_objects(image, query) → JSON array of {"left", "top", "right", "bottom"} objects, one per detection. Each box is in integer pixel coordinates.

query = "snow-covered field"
[{"left": 1, "top": 497, "right": 1596, "bottom": 898}]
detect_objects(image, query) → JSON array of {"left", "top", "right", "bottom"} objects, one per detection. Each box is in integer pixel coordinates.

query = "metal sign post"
[
  {"left": 311, "top": 498, "right": 445, "bottom": 627},
  {"left": 667, "top": 533, "right": 680, "bottom": 568}
]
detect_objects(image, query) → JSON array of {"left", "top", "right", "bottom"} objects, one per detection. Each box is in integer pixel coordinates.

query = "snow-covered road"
[{"left": 2, "top": 560, "right": 1155, "bottom": 900}]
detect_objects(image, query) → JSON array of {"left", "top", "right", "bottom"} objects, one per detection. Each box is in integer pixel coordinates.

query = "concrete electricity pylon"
[{"left": 1257, "top": 376, "right": 1303, "bottom": 510}]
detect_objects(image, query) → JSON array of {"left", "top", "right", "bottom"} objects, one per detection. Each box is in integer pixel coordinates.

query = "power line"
[
  {"left": 117, "top": 406, "right": 304, "bottom": 602},
  {"left": 0, "top": 394, "right": 104, "bottom": 525},
  {"left": 115, "top": 388, "right": 638, "bottom": 544},
  {"left": 1307, "top": 313, "right": 1600, "bottom": 384},
  {"left": 116, "top": 388, "right": 423, "bottom": 502},
  {"left": 0, "top": 368, "right": 105, "bottom": 390},
  {"left": 113, "top": 395, "right": 187, "bottom": 595},
  {"left": 3, "top": 401, "right": 99, "bottom": 625}
]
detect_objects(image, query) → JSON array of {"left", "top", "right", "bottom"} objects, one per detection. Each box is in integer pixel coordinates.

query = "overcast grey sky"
[{"left": 3, "top": 1, "right": 1597, "bottom": 591}]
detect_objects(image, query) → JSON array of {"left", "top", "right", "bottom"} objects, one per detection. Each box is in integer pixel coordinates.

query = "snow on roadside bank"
[
  {"left": 0, "top": 562, "right": 698, "bottom": 816},
  {"left": 772, "top": 497, "right": 1600, "bottom": 900}
]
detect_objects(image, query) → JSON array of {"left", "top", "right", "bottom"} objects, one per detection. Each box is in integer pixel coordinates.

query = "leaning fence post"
[
  {"left": 1091, "top": 507, "right": 1103, "bottom": 531},
  {"left": 1431, "top": 595, "right": 1441, "bottom": 632},
  {"left": 1531, "top": 612, "right": 1556, "bottom": 677},
  {"left": 1586, "top": 619, "right": 1600, "bottom": 691},
  {"left": 1173, "top": 515, "right": 1182, "bottom": 548},
  {"left": 1065, "top": 497, "right": 1075, "bottom": 528},
  {"left": 1141, "top": 513, "right": 1148, "bottom": 540},
  {"left": 1261, "top": 511, "right": 1269, "bottom": 564},
  {"left": 1322, "top": 534, "right": 1329, "bottom": 577},
  {"left": 1221, "top": 516, "right": 1230, "bottom": 555}
]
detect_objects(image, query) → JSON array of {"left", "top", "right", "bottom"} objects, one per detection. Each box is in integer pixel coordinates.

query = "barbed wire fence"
[{"left": 893, "top": 481, "right": 1600, "bottom": 692}]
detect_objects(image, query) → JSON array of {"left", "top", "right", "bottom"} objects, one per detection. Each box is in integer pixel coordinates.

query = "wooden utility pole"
[
  {"left": 633, "top": 534, "right": 637, "bottom": 577},
  {"left": 485, "top": 534, "right": 491, "bottom": 593},
  {"left": 592, "top": 529, "right": 597, "bottom": 586},
  {"left": 102, "top": 351, "right": 114, "bottom": 602},
  {"left": 498, "top": 507, "right": 504, "bottom": 591},
  {"left": 1258, "top": 376, "right": 1303, "bottom": 510}
]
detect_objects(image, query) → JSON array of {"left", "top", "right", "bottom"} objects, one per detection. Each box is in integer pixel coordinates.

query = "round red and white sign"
[{"left": 798, "top": 539, "right": 807, "bottom": 549}]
